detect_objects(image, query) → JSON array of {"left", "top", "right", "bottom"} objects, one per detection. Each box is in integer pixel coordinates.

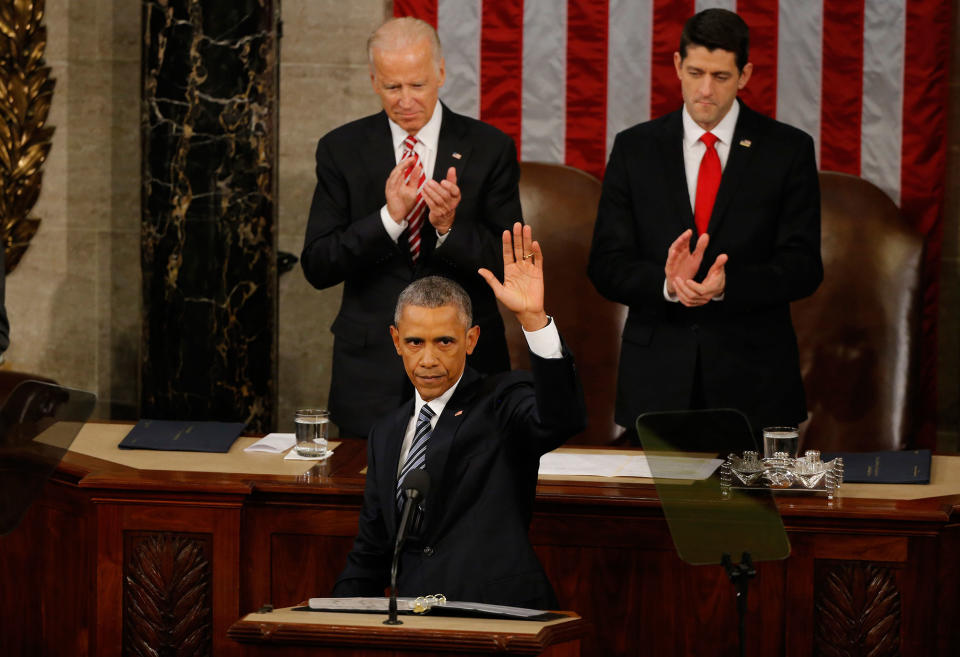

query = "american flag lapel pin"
[
  {"left": 452, "top": 152, "right": 462, "bottom": 159},
  {"left": 454, "top": 410, "right": 463, "bottom": 416},
  {"left": 739, "top": 139, "right": 752, "bottom": 148}
]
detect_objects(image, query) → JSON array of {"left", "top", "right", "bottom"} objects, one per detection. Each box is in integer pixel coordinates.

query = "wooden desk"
[
  {"left": 1, "top": 422, "right": 958, "bottom": 657},
  {"left": 228, "top": 606, "right": 585, "bottom": 655}
]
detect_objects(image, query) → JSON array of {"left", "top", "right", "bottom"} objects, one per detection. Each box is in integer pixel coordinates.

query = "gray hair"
[
  {"left": 394, "top": 276, "right": 473, "bottom": 328},
  {"left": 367, "top": 17, "right": 443, "bottom": 73}
]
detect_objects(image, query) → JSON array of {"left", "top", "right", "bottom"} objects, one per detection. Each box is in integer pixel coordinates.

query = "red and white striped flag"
[{"left": 396, "top": 0, "right": 949, "bottom": 446}]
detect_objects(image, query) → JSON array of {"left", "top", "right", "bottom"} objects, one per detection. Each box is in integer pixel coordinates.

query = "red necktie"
[
  {"left": 694, "top": 132, "right": 721, "bottom": 235},
  {"left": 401, "top": 135, "right": 427, "bottom": 262}
]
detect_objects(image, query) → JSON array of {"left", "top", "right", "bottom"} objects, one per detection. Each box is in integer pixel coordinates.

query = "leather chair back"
[
  {"left": 505, "top": 162, "right": 627, "bottom": 444},
  {"left": 794, "top": 172, "right": 923, "bottom": 452}
]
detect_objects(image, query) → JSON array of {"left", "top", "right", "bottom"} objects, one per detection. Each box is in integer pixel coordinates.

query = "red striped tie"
[
  {"left": 694, "top": 132, "right": 721, "bottom": 236},
  {"left": 401, "top": 135, "right": 428, "bottom": 262}
]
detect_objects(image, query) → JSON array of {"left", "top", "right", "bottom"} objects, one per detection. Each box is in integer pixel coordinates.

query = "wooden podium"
[{"left": 227, "top": 606, "right": 586, "bottom": 656}]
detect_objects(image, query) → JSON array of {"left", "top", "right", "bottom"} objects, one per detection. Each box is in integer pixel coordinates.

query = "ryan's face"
[
  {"left": 390, "top": 303, "right": 479, "bottom": 402},
  {"left": 371, "top": 38, "right": 445, "bottom": 134},
  {"left": 674, "top": 45, "right": 752, "bottom": 131}
]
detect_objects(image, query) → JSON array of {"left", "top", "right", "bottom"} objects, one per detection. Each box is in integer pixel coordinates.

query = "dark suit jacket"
[
  {"left": 588, "top": 101, "right": 823, "bottom": 433},
  {"left": 301, "top": 104, "right": 522, "bottom": 436},
  {"left": 333, "top": 349, "right": 586, "bottom": 609}
]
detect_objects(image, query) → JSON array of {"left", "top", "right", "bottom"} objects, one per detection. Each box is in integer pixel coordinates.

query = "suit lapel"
[
  {"left": 657, "top": 110, "right": 696, "bottom": 234},
  {"left": 421, "top": 367, "right": 480, "bottom": 532},
  {"left": 417, "top": 104, "right": 471, "bottom": 268},
  {"left": 708, "top": 100, "right": 758, "bottom": 238},
  {"left": 382, "top": 399, "right": 414, "bottom": 531},
  {"left": 362, "top": 111, "right": 397, "bottom": 189},
  {"left": 433, "top": 104, "right": 472, "bottom": 183},
  {"left": 363, "top": 112, "right": 417, "bottom": 268}
]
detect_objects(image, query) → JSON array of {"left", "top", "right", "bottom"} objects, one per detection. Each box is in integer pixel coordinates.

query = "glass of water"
[
  {"left": 763, "top": 426, "right": 799, "bottom": 459},
  {"left": 295, "top": 409, "right": 329, "bottom": 457}
]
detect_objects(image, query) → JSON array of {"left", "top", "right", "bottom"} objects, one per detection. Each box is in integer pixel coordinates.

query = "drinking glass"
[
  {"left": 763, "top": 426, "right": 799, "bottom": 459},
  {"left": 295, "top": 409, "right": 329, "bottom": 457}
]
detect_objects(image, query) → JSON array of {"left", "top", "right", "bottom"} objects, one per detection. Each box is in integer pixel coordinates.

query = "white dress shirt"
[
  {"left": 396, "top": 317, "right": 563, "bottom": 473},
  {"left": 663, "top": 101, "right": 740, "bottom": 302},
  {"left": 380, "top": 99, "right": 450, "bottom": 247}
]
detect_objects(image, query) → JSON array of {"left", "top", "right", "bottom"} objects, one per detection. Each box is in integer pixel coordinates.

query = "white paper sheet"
[
  {"left": 243, "top": 432, "right": 295, "bottom": 453},
  {"left": 539, "top": 451, "right": 722, "bottom": 480}
]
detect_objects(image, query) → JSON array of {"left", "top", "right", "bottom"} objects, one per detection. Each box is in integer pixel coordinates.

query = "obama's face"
[{"left": 390, "top": 303, "right": 479, "bottom": 401}]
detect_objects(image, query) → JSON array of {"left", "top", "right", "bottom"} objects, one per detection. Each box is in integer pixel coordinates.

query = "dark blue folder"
[
  {"left": 118, "top": 419, "right": 245, "bottom": 453},
  {"left": 822, "top": 449, "right": 931, "bottom": 484}
]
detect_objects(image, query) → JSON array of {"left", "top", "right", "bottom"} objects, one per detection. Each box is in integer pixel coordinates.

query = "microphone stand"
[
  {"left": 384, "top": 490, "right": 418, "bottom": 625},
  {"left": 722, "top": 551, "right": 756, "bottom": 657}
]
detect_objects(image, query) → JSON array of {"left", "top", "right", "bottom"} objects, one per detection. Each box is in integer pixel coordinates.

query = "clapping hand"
[
  {"left": 478, "top": 222, "right": 548, "bottom": 331},
  {"left": 664, "top": 229, "right": 708, "bottom": 295},
  {"left": 384, "top": 158, "right": 423, "bottom": 224},
  {"left": 673, "top": 253, "right": 727, "bottom": 306},
  {"left": 422, "top": 167, "right": 461, "bottom": 235}
]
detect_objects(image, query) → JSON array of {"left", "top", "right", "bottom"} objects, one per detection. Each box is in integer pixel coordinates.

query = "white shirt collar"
[
  {"left": 412, "top": 367, "right": 462, "bottom": 421},
  {"left": 682, "top": 99, "right": 740, "bottom": 148},
  {"left": 388, "top": 99, "right": 443, "bottom": 153}
]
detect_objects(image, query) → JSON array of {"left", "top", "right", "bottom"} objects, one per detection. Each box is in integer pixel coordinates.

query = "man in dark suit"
[
  {"left": 334, "top": 223, "right": 586, "bottom": 609},
  {"left": 301, "top": 17, "right": 520, "bottom": 438},
  {"left": 588, "top": 8, "right": 823, "bottom": 436}
]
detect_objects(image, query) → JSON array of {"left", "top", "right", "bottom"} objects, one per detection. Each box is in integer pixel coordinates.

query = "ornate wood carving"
[
  {"left": 815, "top": 562, "right": 901, "bottom": 657},
  {"left": 123, "top": 532, "right": 212, "bottom": 657},
  {"left": 0, "top": 0, "right": 55, "bottom": 273}
]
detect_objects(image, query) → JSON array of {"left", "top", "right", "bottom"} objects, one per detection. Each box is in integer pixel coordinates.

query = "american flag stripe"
[
  {"left": 395, "top": 0, "right": 948, "bottom": 447},
  {"left": 820, "top": 0, "right": 865, "bottom": 176},
  {"left": 437, "top": 0, "right": 480, "bottom": 119},
  {"left": 480, "top": 1, "right": 523, "bottom": 150},
  {"left": 522, "top": 0, "right": 566, "bottom": 164},
  {"left": 736, "top": 1, "right": 777, "bottom": 118},
  {"left": 861, "top": 0, "right": 905, "bottom": 205},
  {"left": 605, "top": 0, "right": 651, "bottom": 154},
  {"left": 775, "top": 1, "right": 822, "bottom": 155}
]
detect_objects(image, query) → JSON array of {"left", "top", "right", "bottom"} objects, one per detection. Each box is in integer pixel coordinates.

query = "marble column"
[{"left": 141, "top": 0, "right": 278, "bottom": 431}]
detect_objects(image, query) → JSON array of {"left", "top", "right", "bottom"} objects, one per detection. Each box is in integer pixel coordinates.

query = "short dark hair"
[
  {"left": 394, "top": 276, "right": 473, "bottom": 328},
  {"left": 678, "top": 8, "right": 750, "bottom": 71}
]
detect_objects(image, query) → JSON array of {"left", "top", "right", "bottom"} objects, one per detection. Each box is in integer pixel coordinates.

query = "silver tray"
[{"left": 720, "top": 450, "right": 843, "bottom": 500}]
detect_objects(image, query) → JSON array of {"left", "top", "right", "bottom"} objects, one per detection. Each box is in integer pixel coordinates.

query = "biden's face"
[
  {"left": 371, "top": 38, "right": 445, "bottom": 135},
  {"left": 674, "top": 45, "right": 752, "bottom": 131},
  {"left": 390, "top": 303, "right": 479, "bottom": 402}
]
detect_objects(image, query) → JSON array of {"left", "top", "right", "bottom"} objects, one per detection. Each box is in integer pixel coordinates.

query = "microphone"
[{"left": 384, "top": 468, "right": 430, "bottom": 625}]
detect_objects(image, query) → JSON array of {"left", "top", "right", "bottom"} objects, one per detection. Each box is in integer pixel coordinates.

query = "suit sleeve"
[
  {"left": 430, "top": 134, "right": 522, "bottom": 284},
  {"left": 301, "top": 137, "right": 399, "bottom": 291},
  {"left": 722, "top": 133, "right": 823, "bottom": 310},
  {"left": 497, "top": 343, "right": 587, "bottom": 458},
  {"left": 587, "top": 134, "right": 672, "bottom": 309},
  {"left": 332, "top": 433, "right": 392, "bottom": 597}
]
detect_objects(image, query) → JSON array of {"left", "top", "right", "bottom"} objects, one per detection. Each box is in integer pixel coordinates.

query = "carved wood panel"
[
  {"left": 122, "top": 531, "right": 213, "bottom": 657},
  {"left": 814, "top": 562, "right": 901, "bottom": 657}
]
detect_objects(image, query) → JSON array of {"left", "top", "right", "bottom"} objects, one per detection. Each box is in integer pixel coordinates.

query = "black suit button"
[
  {"left": 423, "top": 546, "right": 434, "bottom": 557},
  {"left": 691, "top": 324, "right": 699, "bottom": 332}
]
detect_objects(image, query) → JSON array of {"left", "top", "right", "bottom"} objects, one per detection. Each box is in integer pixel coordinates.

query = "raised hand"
[
  {"left": 422, "top": 166, "right": 461, "bottom": 235},
  {"left": 665, "top": 229, "right": 709, "bottom": 295},
  {"left": 478, "top": 222, "right": 548, "bottom": 331},
  {"left": 384, "top": 158, "right": 423, "bottom": 224}
]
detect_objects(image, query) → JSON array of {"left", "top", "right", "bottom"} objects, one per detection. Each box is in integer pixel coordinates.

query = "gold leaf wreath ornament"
[{"left": 0, "top": 0, "right": 55, "bottom": 273}]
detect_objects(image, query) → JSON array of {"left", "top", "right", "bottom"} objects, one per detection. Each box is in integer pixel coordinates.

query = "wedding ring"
[{"left": 522, "top": 253, "right": 534, "bottom": 260}]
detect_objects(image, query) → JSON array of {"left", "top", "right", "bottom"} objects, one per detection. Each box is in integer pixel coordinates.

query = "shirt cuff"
[
  {"left": 381, "top": 205, "right": 408, "bottom": 242},
  {"left": 522, "top": 316, "right": 562, "bottom": 359},
  {"left": 435, "top": 227, "right": 450, "bottom": 247},
  {"left": 663, "top": 278, "right": 679, "bottom": 302}
]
